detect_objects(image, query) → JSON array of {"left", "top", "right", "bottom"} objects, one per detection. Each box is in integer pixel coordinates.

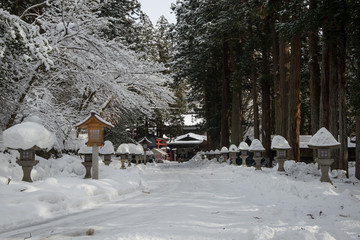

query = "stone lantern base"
[
  {"left": 81, "top": 161, "right": 92, "bottom": 178},
  {"left": 276, "top": 157, "right": 286, "bottom": 172},
  {"left": 16, "top": 160, "right": 39, "bottom": 182},
  {"left": 241, "top": 156, "right": 247, "bottom": 166},
  {"left": 254, "top": 158, "right": 262, "bottom": 170},
  {"left": 316, "top": 158, "right": 334, "bottom": 184}
]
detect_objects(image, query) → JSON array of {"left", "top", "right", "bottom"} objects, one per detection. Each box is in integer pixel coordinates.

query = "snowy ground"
[{"left": 0, "top": 151, "right": 360, "bottom": 240}]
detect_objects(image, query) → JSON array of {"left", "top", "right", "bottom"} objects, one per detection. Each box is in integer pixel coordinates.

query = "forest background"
[{"left": 1, "top": 0, "right": 360, "bottom": 178}]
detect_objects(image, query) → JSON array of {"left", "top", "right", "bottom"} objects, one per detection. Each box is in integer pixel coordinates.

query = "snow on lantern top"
[
  {"left": 249, "top": 139, "right": 265, "bottom": 152},
  {"left": 221, "top": 146, "right": 229, "bottom": 153},
  {"left": 75, "top": 111, "right": 114, "bottom": 147},
  {"left": 99, "top": 140, "right": 114, "bottom": 155},
  {"left": 308, "top": 127, "right": 340, "bottom": 148},
  {"left": 229, "top": 144, "right": 239, "bottom": 152},
  {"left": 214, "top": 149, "right": 221, "bottom": 154},
  {"left": 238, "top": 141, "right": 250, "bottom": 151},
  {"left": 3, "top": 122, "right": 55, "bottom": 150},
  {"left": 116, "top": 143, "right": 130, "bottom": 155},
  {"left": 271, "top": 135, "right": 291, "bottom": 150}
]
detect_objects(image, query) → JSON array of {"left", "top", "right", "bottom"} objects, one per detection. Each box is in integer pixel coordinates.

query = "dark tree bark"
[
  {"left": 251, "top": 53, "right": 260, "bottom": 140},
  {"left": 221, "top": 38, "right": 231, "bottom": 147},
  {"left": 289, "top": 33, "right": 301, "bottom": 162},
  {"left": 320, "top": 29, "right": 330, "bottom": 129},
  {"left": 261, "top": 48, "right": 271, "bottom": 162},
  {"left": 309, "top": 0, "right": 321, "bottom": 134},
  {"left": 356, "top": 115, "right": 360, "bottom": 180}
]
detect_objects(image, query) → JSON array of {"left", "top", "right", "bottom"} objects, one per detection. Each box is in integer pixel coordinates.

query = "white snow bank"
[
  {"left": 249, "top": 139, "right": 265, "bottom": 151},
  {"left": 0, "top": 152, "right": 142, "bottom": 231},
  {"left": 308, "top": 127, "right": 340, "bottom": 148},
  {"left": 271, "top": 135, "right": 291, "bottom": 150},
  {"left": 3, "top": 122, "right": 56, "bottom": 150}
]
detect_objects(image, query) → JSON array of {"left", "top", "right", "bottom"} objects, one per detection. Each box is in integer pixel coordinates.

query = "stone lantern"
[
  {"left": 308, "top": 127, "right": 340, "bottom": 184},
  {"left": 271, "top": 135, "right": 291, "bottom": 172},
  {"left": 249, "top": 139, "right": 265, "bottom": 170},
  {"left": 229, "top": 144, "right": 239, "bottom": 165},
  {"left": 238, "top": 141, "right": 250, "bottom": 167},
  {"left": 78, "top": 142, "right": 93, "bottom": 178},
  {"left": 139, "top": 137, "right": 151, "bottom": 164},
  {"left": 99, "top": 140, "right": 114, "bottom": 166},
  {"left": 134, "top": 144, "right": 144, "bottom": 164},
  {"left": 146, "top": 150, "right": 154, "bottom": 162},
  {"left": 220, "top": 146, "right": 229, "bottom": 162},
  {"left": 76, "top": 111, "right": 114, "bottom": 179},
  {"left": 116, "top": 143, "right": 130, "bottom": 169},
  {"left": 214, "top": 149, "right": 221, "bottom": 161},
  {"left": 3, "top": 121, "right": 55, "bottom": 182}
]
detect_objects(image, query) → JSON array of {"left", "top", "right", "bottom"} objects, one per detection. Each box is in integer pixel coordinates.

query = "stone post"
[
  {"left": 92, "top": 144, "right": 99, "bottom": 180},
  {"left": 16, "top": 160, "right": 39, "bottom": 182}
]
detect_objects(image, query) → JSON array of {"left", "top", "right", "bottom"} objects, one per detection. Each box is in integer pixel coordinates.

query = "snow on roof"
[
  {"left": 238, "top": 141, "right": 250, "bottom": 151},
  {"left": 271, "top": 135, "right": 291, "bottom": 150},
  {"left": 3, "top": 122, "right": 55, "bottom": 150},
  {"left": 138, "top": 137, "right": 152, "bottom": 144},
  {"left": 152, "top": 148, "right": 167, "bottom": 156},
  {"left": 75, "top": 111, "right": 114, "bottom": 128},
  {"left": 116, "top": 143, "right": 130, "bottom": 154},
  {"left": 78, "top": 141, "right": 93, "bottom": 154},
  {"left": 99, "top": 140, "right": 114, "bottom": 155},
  {"left": 229, "top": 144, "right": 239, "bottom": 152},
  {"left": 249, "top": 139, "right": 265, "bottom": 152},
  {"left": 221, "top": 146, "right": 229, "bottom": 153},
  {"left": 172, "top": 133, "right": 207, "bottom": 142},
  {"left": 183, "top": 114, "right": 204, "bottom": 126},
  {"left": 308, "top": 127, "right": 340, "bottom": 148}
]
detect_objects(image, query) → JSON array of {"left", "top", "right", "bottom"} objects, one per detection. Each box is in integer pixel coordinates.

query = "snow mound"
[
  {"left": 220, "top": 146, "right": 229, "bottom": 153},
  {"left": 99, "top": 140, "right": 114, "bottom": 155},
  {"left": 3, "top": 122, "right": 55, "bottom": 150},
  {"left": 308, "top": 127, "right": 340, "bottom": 148},
  {"left": 271, "top": 135, "right": 291, "bottom": 150},
  {"left": 116, "top": 143, "right": 130, "bottom": 154},
  {"left": 238, "top": 141, "right": 249, "bottom": 151},
  {"left": 249, "top": 139, "right": 265, "bottom": 151},
  {"left": 229, "top": 144, "right": 239, "bottom": 152}
]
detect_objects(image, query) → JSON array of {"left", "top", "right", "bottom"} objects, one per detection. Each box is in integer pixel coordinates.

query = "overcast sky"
[{"left": 138, "top": 0, "right": 176, "bottom": 25}]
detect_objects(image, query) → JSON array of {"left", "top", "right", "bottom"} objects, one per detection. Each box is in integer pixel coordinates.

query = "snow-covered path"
[{"left": 1, "top": 160, "right": 360, "bottom": 239}]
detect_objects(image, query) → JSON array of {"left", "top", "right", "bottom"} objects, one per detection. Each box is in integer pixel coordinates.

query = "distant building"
[{"left": 167, "top": 133, "right": 207, "bottom": 161}]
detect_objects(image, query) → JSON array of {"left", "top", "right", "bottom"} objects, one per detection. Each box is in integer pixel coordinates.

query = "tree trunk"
[
  {"left": 320, "top": 30, "right": 330, "bottom": 129},
  {"left": 252, "top": 53, "right": 260, "bottom": 139},
  {"left": 271, "top": 8, "right": 281, "bottom": 135},
  {"left": 309, "top": 0, "right": 321, "bottom": 134},
  {"left": 356, "top": 115, "right": 360, "bottom": 180},
  {"left": 289, "top": 33, "right": 301, "bottom": 162},
  {"left": 279, "top": 38, "right": 290, "bottom": 139},
  {"left": 261, "top": 48, "right": 271, "bottom": 162},
  {"left": 231, "top": 81, "right": 241, "bottom": 145},
  {"left": 338, "top": 22, "right": 348, "bottom": 176},
  {"left": 221, "top": 38, "right": 231, "bottom": 147},
  {"left": 329, "top": 39, "right": 339, "bottom": 169}
]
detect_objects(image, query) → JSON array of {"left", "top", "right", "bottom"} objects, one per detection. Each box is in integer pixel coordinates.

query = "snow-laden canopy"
[
  {"left": 229, "top": 144, "right": 239, "bottom": 152},
  {"left": 116, "top": 143, "right": 130, "bottom": 154},
  {"left": 271, "top": 135, "right": 291, "bottom": 150},
  {"left": 249, "top": 139, "right": 265, "bottom": 152},
  {"left": 3, "top": 122, "right": 55, "bottom": 150},
  {"left": 209, "top": 150, "right": 215, "bottom": 154},
  {"left": 220, "top": 146, "right": 229, "bottom": 153},
  {"left": 238, "top": 141, "right": 250, "bottom": 151},
  {"left": 308, "top": 127, "right": 340, "bottom": 148},
  {"left": 214, "top": 149, "right": 221, "bottom": 154},
  {"left": 99, "top": 141, "right": 114, "bottom": 155},
  {"left": 78, "top": 141, "right": 92, "bottom": 155}
]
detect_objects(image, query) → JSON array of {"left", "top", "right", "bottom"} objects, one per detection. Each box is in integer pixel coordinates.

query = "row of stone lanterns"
[{"left": 200, "top": 127, "right": 340, "bottom": 184}]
